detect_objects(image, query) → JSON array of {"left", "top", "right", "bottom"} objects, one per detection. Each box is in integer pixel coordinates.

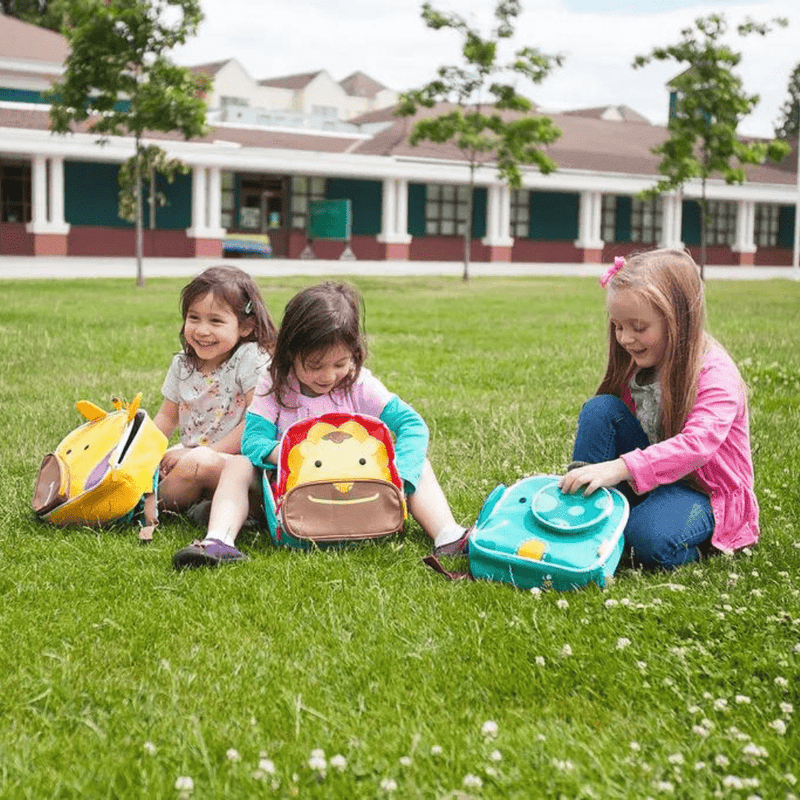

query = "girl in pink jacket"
[{"left": 559, "top": 248, "right": 758, "bottom": 569}]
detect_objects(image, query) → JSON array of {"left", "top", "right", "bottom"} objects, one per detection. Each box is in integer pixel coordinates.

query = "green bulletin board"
[{"left": 307, "top": 199, "right": 352, "bottom": 241}]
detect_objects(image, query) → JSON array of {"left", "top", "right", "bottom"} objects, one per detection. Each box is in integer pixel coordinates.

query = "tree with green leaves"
[
  {"left": 775, "top": 62, "right": 800, "bottom": 140},
  {"left": 1, "top": 0, "right": 71, "bottom": 32},
  {"left": 633, "top": 13, "right": 790, "bottom": 276},
  {"left": 396, "top": 0, "right": 563, "bottom": 280},
  {"left": 48, "top": 0, "right": 209, "bottom": 286}
]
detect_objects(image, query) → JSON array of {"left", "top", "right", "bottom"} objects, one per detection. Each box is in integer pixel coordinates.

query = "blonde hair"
[{"left": 597, "top": 248, "right": 710, "bottom": 440}]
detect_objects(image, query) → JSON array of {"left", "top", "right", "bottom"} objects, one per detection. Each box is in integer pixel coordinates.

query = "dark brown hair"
[
  {"left": 179, "top": 266, "right": 277, "bottom": 369},
  {"left": 268, "top": 282, "right": 367, "bottom": 407}
]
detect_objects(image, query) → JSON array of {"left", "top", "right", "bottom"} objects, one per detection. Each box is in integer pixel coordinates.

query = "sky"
[{"left": 172, "top": 0, "right": 798, "bottom": 139}]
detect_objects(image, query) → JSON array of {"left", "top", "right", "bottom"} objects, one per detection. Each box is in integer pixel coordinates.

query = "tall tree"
[
  {"left": 633, "top": 13, "right": 790, "bottom": 276},
  {"left": 0, "top": 0, "right": 68, "bottom": 31},
  {"left": 48, "top": 0, "right": 209, "bottom": 286},
  {"left": 775, "top": 62, "right": 800, "bottom": 140},
  {"left": 396, "top": 0, "right": 563, "bottom": 281}
]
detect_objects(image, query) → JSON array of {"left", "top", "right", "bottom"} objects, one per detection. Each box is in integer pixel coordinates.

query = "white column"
[
  {"left": 187, "top": 166, "right": 208, "bottom": 238},
  {"left": 26, "top": 156, "right": 70, "bottom": 235},
  {"left": 732, "top": 200, "right": 756, "bottom": 254},
  {"left": 659, "top": 193, "right": 683, "bottom": 249},
  {"left": 207, "top": 166, "right": 226, "bottom": 237},
  {"left": 31, "top": 156, "right": 48, "bottom": 226},
  {"left": 574, "top": 190, "right": 603, "bottom": 249},
  {"left": 481, "top": 183, "right": 513, "bottom": 247},
  {"left": 377, "top": 178, "right": 411, "bottom": 244}
]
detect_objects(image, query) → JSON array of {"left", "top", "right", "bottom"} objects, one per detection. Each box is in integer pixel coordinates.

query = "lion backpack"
[
  {"left": 263, "top": 412, "right": 407, "bottom": 549},
  {"left": 32, "top": 394, "right": 168, "bottom": 541},
  {"left": 425, "top": 475, "right": 629, "bottom": 592}
]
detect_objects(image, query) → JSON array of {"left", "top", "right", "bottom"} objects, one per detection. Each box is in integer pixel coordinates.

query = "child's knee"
[
  {"left": 175, "top": 446, "right": 225, "bottom": 483},
  {"left": 579, "top": 394, "right": 629, "bottom": 425}
]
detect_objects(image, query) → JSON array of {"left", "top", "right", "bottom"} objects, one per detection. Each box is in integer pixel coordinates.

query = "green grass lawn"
[{"left": 0, "top": 275, "right": 798, "bottom": 799}]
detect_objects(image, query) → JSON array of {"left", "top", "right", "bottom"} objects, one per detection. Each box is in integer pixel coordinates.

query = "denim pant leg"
[
  {"left": 625, "top": 483, "right": 714, "bottom": 569},
  {"left": 571, "top": 394, "right": 714, "bottom": 570}
]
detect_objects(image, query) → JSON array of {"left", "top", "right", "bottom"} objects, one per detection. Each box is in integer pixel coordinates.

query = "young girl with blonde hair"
[{"left": 559, "top": 249, "right": 758, "bottom": 569}]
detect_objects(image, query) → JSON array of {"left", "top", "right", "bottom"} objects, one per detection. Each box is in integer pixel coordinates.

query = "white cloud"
[{"left": 173, "top": 0, "right": 798, "bottom": 138}]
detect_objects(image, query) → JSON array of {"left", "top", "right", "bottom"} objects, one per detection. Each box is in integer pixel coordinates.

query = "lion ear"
[
  {"left": 307, "top": 422, "right": 337, "bottom": 443},
  {"left": 339, "top": 421, "right": 368, "bottom": 442}
]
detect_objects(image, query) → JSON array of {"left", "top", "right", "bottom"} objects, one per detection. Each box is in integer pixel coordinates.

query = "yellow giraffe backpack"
[{"left": 32, "top": 394, "right": 168, "bottom": 541}]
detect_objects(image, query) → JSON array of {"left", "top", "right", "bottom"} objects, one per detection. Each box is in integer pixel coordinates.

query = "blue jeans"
[{"left": 572, "top": 395, "right": 714, "bottom": 570}]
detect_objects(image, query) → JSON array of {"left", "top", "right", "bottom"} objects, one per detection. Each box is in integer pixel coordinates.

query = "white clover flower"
[
  {"left": 605, "top": 598, "right": 619, "bottom": 608},
  {"left": 308, "top": 750, "right": 327, "bottom": 772},
  {"left": 668, "top": 753, "right": 684, "bottom": 765},
  {"left": 330, "top": 754, "right": 347, "bottom": 771},
  {"left": 770, "top": 719, "right": 787, "bottom": 735},
  {"left": 226, "top": 748, "right": 241, "bottom": 762},
  {"left": 637, "top": 661, "right": 647, "bottom": 671},
  {"left": 463, "top": 774, "right": 483, "bottom": 789},
  {"left": 430, "top": 745, "right": 443, "bottom": 757},
  {"left": 794, "top": 643, "right": 800, "bottom": 654},
  {"left": 694, "top": 762, "right": 706, "bottom": 771},
  {"left": 687, "top": 705, "right": 701, "bottom": 714},
  {"left": 723, "top": 775, "right": 746, "bottom": 790},
  {"left": 780, "top": 702, "right": 794, "bottom": 716},
  {"left": 552, "top": 759, "right": 575, "bottom": 772},
  {"left": 742, "top": 742, "right": 768, "bottom": 761},
  {"left": 399, "top": 756, "right": 412, "bottom": 768},
  {"left": 530, "top": 587, "right": 542, "bottom": 598},
  {"left": 616, "top": 637, "right": 631, "bottom": 650},
  {"left": 485, "top": 766, "right": 498, "bottom": 778},
  {"left": 735, "top": 695, "right": 752, "bottom": 705},
  {"left": 174, "top": 776, "right": 194, "bottom": 792},
  {"left": 652, "top": 780, "right": 674, "bottom": 793},
  {"left": 713, "top": 698, "right": 729, "bottom": 711},
  {"left": 379, "top": 777, "right": 398, "bottom": 792},
  {"left": 775, "top": 676, "right": 789, "bottom": 689},
  {"left": 560, "top": 644, "right": 573, "bottom": 657},
  {"left": 144, "top": 741, "right": 157, "bottom": 756},
  {"left": 715, "top": 754, "right": 730, "bottom": 768},
  {"left": 629, "top": 741, "right": 641, "bottom": 751},
  {"left": 693, "top": 725, "right": 709, "bottom": 737},
  {"left": 481, "top": 720, "right": 499, "bottom": 738},
  {"left": 489, "top": 749, "right": 503, "bottom": 762},
  {"left": 785, "top": 773, "right": 797, "bottom": 786},
  {"left": 556, "top": 598, "right": 569, "bottom": 609},
  {"left": 258, "top": 758, "right": 276, "bottom": 774},
  {"left": 727, "top": 725, "right": 750, "bottom": 742}
]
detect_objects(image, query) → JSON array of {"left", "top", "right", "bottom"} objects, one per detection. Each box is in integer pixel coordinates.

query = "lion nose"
[{"left": 334, "top": 482, "right": 353, "bottom": 494}]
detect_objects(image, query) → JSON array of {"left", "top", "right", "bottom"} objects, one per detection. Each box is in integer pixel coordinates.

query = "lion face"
[{"left": 285, "top": 420, "right": 391, "bottom": 493}]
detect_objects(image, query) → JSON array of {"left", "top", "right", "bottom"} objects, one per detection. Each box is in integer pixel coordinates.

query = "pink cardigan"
[{"left": 620, "top": 344, "right": 759, "bottom": 553}]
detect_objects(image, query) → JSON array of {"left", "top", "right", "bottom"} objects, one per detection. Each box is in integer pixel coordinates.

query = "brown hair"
[
  {"left": 179, "top": 266, "right": 277, "bottom": 369},
  {"left": 268, "top": 282, "right": 367, "bottom": 408},
  {"left": 597, "top": 248, "right": 710, "bottom": 440}
]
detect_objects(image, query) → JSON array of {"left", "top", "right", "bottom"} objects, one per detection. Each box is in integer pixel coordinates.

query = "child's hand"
[
  {"left": 558, "top": 458, "right": 630, "bottom": 496},
  {"left": 159, "top": 446, "right": 187, "bottom": 478}
]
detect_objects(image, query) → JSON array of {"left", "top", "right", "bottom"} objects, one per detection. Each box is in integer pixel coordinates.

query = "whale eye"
[
  {"left": 359, "top": 458, "right": 366, "bottom": 465},
  {"left": 314, "top": 460, "right": 322, "bottom": 468}
]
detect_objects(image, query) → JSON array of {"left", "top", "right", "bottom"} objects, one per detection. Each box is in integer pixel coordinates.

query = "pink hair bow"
[{"left": 600, "top": 256, "right": 624, "bottom": 288}]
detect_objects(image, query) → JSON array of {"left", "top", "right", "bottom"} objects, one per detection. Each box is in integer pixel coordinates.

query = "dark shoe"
[
  {"left": 433, "top": 526, "right": 472, "bottom": 557},
  {"left": 173, "top": 538, "right": 247, "bottom": 570}
]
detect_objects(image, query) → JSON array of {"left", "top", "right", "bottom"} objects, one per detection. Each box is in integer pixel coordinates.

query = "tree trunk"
[
  {"left": 135, "top": 139, "right": 144, "bottom": 287},
  {"left": 699, "top": 177, "right": 707, "bottom": 281},
  {"left": 462, "top": 164, "right": 475, "bottom": 282}
]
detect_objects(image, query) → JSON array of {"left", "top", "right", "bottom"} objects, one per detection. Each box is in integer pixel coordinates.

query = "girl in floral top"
[{"left": 153, "top": 266, "right": 276, "bottom": 514}]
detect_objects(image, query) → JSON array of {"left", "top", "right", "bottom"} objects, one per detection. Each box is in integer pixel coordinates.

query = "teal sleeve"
[
  {"left": 242, "top": 411, "right": 279, "bottom": 470},
  {"left": 380, "top": 396, "right": 429, "bottom": 494}
]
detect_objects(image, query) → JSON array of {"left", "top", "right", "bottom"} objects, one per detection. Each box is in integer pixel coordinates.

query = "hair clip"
[
  {"left": 244, "top": 299, "right": 253, "bottom": 315},
  {"left": 600, "top": 256, "right": 625, "bottom": 288}
]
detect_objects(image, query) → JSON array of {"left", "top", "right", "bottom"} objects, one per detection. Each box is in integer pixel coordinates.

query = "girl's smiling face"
[
  {"left": 294, "top": 343, "right": 354, "bottom": 397},
  {"left": 183, "top": 292, "right": 251, "bottom": 373},
  {"left": 607, "top": 288, "right": 667, "bottom": 373}
]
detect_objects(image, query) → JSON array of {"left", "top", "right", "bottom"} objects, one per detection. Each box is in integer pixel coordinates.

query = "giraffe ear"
[{"left": 75, "top": 401, "right": 107, "bottom": 421}]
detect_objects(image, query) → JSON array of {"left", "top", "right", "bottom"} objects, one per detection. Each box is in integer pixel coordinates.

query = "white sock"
[
  {"left": 434, "top": 522, "right": 466, "bottom": 548},
  {"left": 204, "top": 530, "right": 236, "bottom": 547}
]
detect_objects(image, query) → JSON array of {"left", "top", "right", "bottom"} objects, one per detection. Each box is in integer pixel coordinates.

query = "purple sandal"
[{"left": 172, "top": 538, "right": 248, "bottom": 570}]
